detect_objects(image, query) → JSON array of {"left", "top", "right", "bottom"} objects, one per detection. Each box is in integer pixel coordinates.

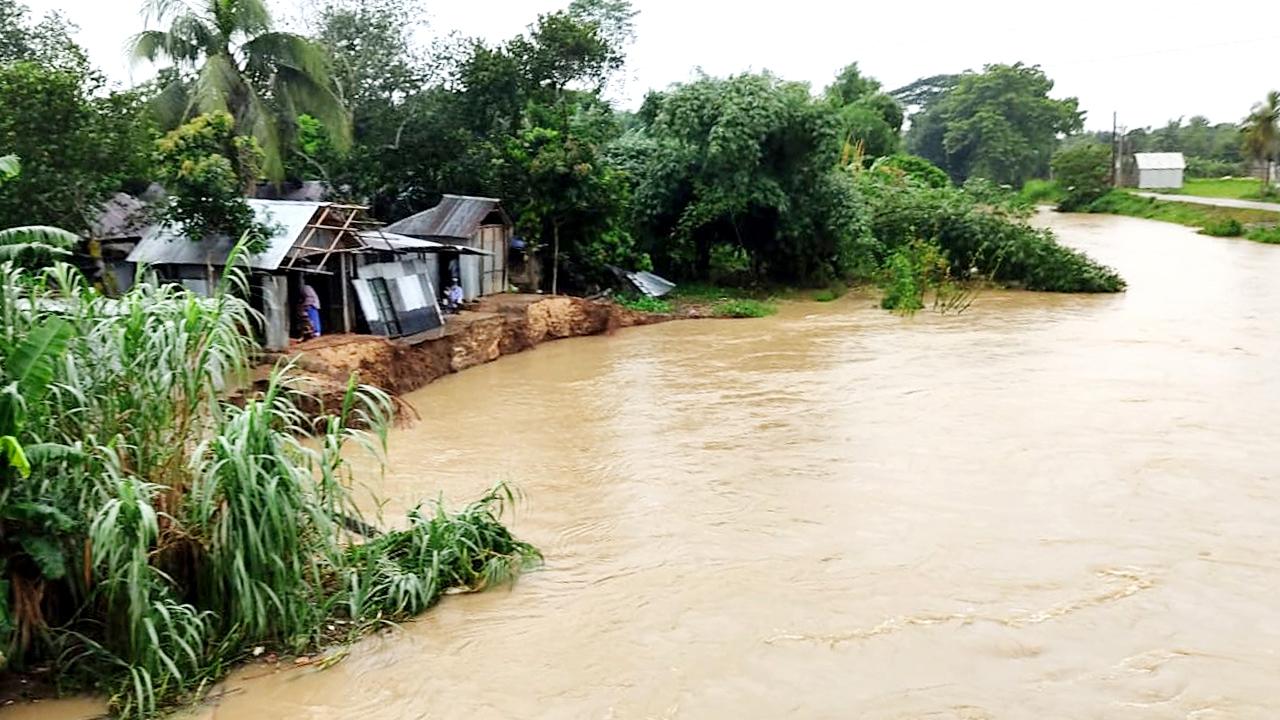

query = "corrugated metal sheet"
[
  {"left": 127, "top": 200, "right": 326, "bottom": 270},
  {"left": 1134, "top": 152, "right": 1186, "bottom": 170},
  {"left": 383, "top": 195, "right": 504, "bottom": 240},
  {"left": 358, "top": 230, "right": 450, "bottom": 253},
  {"left": 358, "top": 230, "right": 494, "bottom": 256},
  {"left": 627, "top": 271, "right": 676, "bottom": 298},
  {"left": 91, "top": 193, "right": 150, "bottom": 240}
]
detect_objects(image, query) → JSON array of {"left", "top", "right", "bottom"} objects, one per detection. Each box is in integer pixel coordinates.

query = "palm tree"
[
  {"left": 131, "top": 0, "right": 351, "bottom": 181},
  {"left": 1243, "top": 91, "right": 1279, "bottom": 197}
]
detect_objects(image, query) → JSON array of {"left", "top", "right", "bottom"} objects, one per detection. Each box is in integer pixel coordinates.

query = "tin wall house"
[
  {"left": 384, "top": 195, "right": 512, "bottom": 299},
  {"left": 351, "top": 231, "right": 447, "bottom": 338},
  {"left": 127, "top": 200, "right": 375, "bottom": 350}
]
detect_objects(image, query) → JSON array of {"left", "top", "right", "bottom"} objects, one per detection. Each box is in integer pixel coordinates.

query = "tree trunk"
[{"left": 551, "top": 221, "right": 561, "bottom": 296}]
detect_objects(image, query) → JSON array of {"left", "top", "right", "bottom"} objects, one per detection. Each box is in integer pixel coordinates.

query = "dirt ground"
[{"left": 254, "top": 295, "right": 672, "bottom": 423}]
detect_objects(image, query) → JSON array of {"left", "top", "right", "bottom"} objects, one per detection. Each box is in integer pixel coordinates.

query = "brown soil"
[{"left": 254, "top": 295, "right": 676, "bottom": 422}]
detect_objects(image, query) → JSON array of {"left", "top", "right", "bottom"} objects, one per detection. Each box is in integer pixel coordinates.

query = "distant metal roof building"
[
  {"left": 1133, "top": 152, "right": 1186, "bottom": 170},
  {"left": 383, "top": 194, "right": 510, "bottom": 240},
  {"left": 127, "top": 200, "right": 330, "bottom": 270}
]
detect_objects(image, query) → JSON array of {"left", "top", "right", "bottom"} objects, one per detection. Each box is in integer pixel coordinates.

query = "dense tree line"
[
  {"left": 0, "top": 0, "right": 1125, "bottom": 296},
  {"left": 0, "top": 1, "right": 1134, "bottom": 715}
]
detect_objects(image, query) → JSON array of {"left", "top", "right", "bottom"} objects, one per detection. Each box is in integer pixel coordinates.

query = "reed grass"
[{"left": 0, "top": 256, "right": 539, "bottom": 717}]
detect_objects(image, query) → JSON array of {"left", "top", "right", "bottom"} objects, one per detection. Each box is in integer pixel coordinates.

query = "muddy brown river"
[{"left": 21, "top": 212, "right": 1280, "bottom": 719}]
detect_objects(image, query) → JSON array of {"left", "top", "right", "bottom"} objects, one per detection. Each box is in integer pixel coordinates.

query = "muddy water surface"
[{"left": 24, "top": 212, "right": 1280, "bottom": 719}]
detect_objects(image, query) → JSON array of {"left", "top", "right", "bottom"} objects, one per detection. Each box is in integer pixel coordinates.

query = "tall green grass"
[{"left": 0, "top": 258, "right": 539, "bottom": 716}]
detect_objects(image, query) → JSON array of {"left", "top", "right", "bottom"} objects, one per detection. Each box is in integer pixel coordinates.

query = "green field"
[
  {"left": 1088, "top": 191, "right": 1279, "bottom": 241},
  {"left": 1159, "top": 177, "right": 1279, "bottom": 201}
]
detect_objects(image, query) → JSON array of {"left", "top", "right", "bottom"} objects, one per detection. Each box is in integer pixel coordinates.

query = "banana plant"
[{"left": 0, "top": 156, "right": 77, "bottom": 267}]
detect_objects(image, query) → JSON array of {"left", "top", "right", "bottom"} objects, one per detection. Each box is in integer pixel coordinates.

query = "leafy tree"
[
  {"left": 906, "top": 63, "right": 1082, "bottom": 186},
  {"left": 0, "top": 61, "right": 154, "bottom": 232},
  {"left": 315, "top": 0, "right": 428, "bottom": 119},
  {"left": 0, "top": 0, "right": 84, "bottom": 71},
  {"left": 509, "top": 3, "right": 629, "bottom": 108},
  {"left": 825, "top": 64, "right": 903, "bottom": 162},
  {"left": 505, "top": 112, "right": 636, "bottom": 293},
  {"left": 131, "top": 0, "right": 350, "bottom": 181},
  {"left": 626, "top": 73, "right": 872, "bottom": 284},
  {"left": 0, "top": 155, "right": 78, "bottom": 266},
  {"left": 153, "top": 112, "right": 268, "bottom": 250},
  {"left": 1243, "top": 91, "right": 1279, "bottom": 195},
  {"left": 1051, "top": 143, "right": 1112, "bottom": 211},
  {"left": 568, "top": 0, "right": 637, "bottom": 55},
  {"left": 826, "top": 62, "right": 882, "bottom": 106},
  {"left": 889, "top": 73, "right": 959, "bottom": 113},
  {"left": 870, "top": 154, "right": 950, "bottom": 189}
]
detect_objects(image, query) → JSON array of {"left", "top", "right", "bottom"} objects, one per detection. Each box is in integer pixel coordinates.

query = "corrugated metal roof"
[
  {"left": 358, "top": 229, "right": 450, "bottom": 252},
  {"left": 127, "top": 200, "right": 327, "bottom": 270},
  {"left": 1134, "top": 152, "right": 1186, "bottom": 170},
  {"left": 90, "top": 192, "right": 151, "bottom": 240},
  {"left": 383, "top": 194, "right": 505, "bottom": 240},
  {"left": 357, "top": 230, "right": 494, "bottom": 256},
  {"left": 627, "top": 271, "right": 676, "bottom": 298}
]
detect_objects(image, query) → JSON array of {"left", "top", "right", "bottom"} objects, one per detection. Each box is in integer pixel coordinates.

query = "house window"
[{"left": 369, "top": 277, "right": 402, "bottom": 336}]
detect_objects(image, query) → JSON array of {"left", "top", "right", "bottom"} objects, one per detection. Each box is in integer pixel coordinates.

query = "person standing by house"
[
  {"left": 300, "top": 282, "right": 322, "bottom": 337},
  {"left": 443, "top": 277, "right": 464, "bottom": 313}
]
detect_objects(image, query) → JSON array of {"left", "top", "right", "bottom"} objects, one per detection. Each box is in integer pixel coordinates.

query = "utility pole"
[{"left": 1111, "top": 111, "right": 1119, "bottom": 187}]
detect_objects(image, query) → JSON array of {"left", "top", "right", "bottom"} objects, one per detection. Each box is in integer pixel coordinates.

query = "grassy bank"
[
  {"left": 1087, "top": 191, "right": 1280, "bottom": 239},
  {"left": 0, "top": 263, "right": 539, "bottom": 717},
  {"left": 1156, "top": 177, "right": 1279, "bottom": 201}
]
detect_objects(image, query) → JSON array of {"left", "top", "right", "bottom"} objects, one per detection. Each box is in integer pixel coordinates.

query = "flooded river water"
[{"left": 24, "top": 212, "right": 1280, "bottom": 718}]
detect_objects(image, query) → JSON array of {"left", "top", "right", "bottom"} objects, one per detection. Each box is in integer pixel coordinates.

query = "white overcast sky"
[{"left": 25, "top": 0, "right": 1280, "bottom": 131}]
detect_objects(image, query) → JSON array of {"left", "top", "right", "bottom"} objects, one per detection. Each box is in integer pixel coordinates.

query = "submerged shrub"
[
  {"left": 712, "top": 299, "right": 777, "bottom": 318},
  {"left": 1201, "top": 218, "right": 1245, "bottom": 237},
  {"left": 1246, "top": 225, "right": 1280, "bottom": 244},
  {"left": 856, "top": 171, "right": 1125, "bottom": 293}
]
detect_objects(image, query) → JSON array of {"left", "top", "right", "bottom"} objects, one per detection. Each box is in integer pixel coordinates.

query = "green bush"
[
  {"left": 963, "top": 177, "right": 1033, "bottom": 215},
  {"left": 1185, "top": 158, "right": 1243, "bottom": 179},
  {"left": 878, "top": 239, "right": 948, "bottom": 312},
  {"left": 1021, "top": 178, "right": 1063, "bottom": 205},
  {"left": 617, "top": 295, "right": 673, "bottom": 313},
  {"left": 869, "top": 153, "right": 950, "bottom": 188},
  {"left": 1051, "top": 143, "right": 1112, "bottom": 211},
  {"left": 856, "top": 171, "right": 1125, "bottom": 293},
  {"left": 1200, "top": 218, "right": 1244, "bottom": 237},
  {"left": 1246, "top": 225, "right": 1280, "bottom": 244},
  {"left": 712, "top": 299, "right": 777, "bottom": 318}
]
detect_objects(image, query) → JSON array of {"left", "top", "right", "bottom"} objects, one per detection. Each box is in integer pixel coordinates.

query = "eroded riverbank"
[{"left": 23, "top": 211, "right": 1280, "bottom": 719}]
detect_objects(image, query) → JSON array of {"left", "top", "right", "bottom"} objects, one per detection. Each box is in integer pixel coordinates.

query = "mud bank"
[{"left": 262, "top": 294, "right": 670, "bottom": 416}]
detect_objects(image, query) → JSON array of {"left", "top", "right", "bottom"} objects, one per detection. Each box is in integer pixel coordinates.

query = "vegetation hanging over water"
[
  {"left": 856, "top": 164, "right": 1125, "bottom": 293},
  {"left": 0, "top": 260, "right": 539, "bottom": 716}
]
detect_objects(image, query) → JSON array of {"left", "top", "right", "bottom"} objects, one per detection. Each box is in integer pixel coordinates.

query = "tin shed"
[
  {"left": 384, "top": 195, "right": 512, "bottom": 298},
  {"left": 1133, "top": 153, "right": 1186, "bottom": 189}
]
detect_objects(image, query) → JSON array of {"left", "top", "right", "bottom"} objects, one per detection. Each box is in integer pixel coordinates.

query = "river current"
[{"left": 23, "top": 211, "right": 1280, "bottom": 719}]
